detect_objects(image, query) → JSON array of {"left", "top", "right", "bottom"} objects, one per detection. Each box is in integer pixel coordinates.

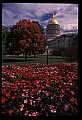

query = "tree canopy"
[
  {"left": 2, "top": 26, "right": 8, "bottom": 60},
  {"left": 7, "top": 19, "right": 45, "bottom": 59}
]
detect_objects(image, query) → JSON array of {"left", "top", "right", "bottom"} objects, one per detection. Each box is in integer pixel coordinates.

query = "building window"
[
  {"left": 51, "top": 31, "right": 52, "bottom": 34},
  {"left": 69, "top": 44, "right": 70, "bottom": 47},
  {"left": 69, "top": 39, "right": 70, "bottom": 42},
  {"left": 56, "top": 31, "right": 57, "bottom": 33}
]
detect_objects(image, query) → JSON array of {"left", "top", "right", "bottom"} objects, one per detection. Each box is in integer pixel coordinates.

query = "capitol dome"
[{"left": 48, "top": 11, "right": 58, "bottom": 24}]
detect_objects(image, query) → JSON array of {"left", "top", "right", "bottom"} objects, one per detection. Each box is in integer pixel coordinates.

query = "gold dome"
[{"left": 48, "top": 11, "right": 58, "bottom": 24}]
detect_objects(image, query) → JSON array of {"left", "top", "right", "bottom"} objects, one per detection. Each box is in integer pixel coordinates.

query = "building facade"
[
  {"left": 45, "top": 12, "right": 78, "bottom": 55},
  {"left": 46, "top": 11, "right": 60, "bottom": 40}
]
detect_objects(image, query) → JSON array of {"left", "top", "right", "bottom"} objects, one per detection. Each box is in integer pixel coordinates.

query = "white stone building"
[{"left": 45, "top": 11, "right": 78, "bottom": 55}]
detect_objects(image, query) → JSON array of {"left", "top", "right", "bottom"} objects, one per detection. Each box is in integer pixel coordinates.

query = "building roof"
[{"left": 48, "top": 11, "right": 58, "bottom": 25}]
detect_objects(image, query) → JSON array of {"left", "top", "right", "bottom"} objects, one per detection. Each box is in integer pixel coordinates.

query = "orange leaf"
[
  {"left": 6, "top": 93, "right": 10, "bottom": 97},
  {"left": 70, "top": 97, "right": 75, "bottom": 102},
  {"left": 8, "top": 109, "right": 13, "bottom": 114},
  {"left": 2, "top": 97, "right": 6, "bottom": 103}
]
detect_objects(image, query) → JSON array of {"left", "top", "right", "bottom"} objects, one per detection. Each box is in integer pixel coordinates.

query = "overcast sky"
[{"left": 2, "top": 3, "right": 78, "bottom": 34}]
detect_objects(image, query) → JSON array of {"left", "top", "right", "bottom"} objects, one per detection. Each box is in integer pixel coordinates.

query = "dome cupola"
[{"left": 48, "top": 11, "right": 58, "bottom": 24}]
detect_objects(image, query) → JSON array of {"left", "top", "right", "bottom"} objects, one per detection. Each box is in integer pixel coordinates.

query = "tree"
[
  {"left": 2, "top": 26, "right": 8, "bottom": 61},
  {"left": 32, "top": 21, "right": 44, "bottom": 34},
  {"left": 59, "top": 34, "right": 78, "bottom": 62},
  {"left": 7, "top": 19, "right": 45, "bottom": 60},
  {"left": 64, "top": 35, "right": 78, "bottom": 62}
]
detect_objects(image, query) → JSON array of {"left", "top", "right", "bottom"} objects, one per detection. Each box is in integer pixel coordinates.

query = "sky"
[{"left": 2, "top": 3, "right": 78, "bottom": 34}]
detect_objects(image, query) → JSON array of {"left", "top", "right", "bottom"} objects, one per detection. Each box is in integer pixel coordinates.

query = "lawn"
[{"left": 2, "top": 55, "right": 67, "bottom": 66}]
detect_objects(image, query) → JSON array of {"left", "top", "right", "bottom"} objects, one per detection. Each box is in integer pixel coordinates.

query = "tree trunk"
[
  {"left": 25, "top": 52, "right": 27, "bottom": 61},
  {"left": 34, "top": 53, "right": 36, "bottom": 57}
]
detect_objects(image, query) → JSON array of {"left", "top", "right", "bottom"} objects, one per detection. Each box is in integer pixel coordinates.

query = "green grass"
[{"left": 2, "top": 55, "right": 77, "bottom": 66}]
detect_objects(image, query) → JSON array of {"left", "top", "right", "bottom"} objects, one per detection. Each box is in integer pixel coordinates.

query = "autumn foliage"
[{"left": 7, "top": 19, "right": 45, "bottom": 58}]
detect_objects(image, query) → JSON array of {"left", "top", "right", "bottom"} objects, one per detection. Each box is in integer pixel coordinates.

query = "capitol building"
[{"left": 45, "top": 11, "right": 78, "bottom": 55}]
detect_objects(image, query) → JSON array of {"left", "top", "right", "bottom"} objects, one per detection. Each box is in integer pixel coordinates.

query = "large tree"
[
  {"left": 63, "top": 35, "right": 78, "bottom": 62},
  {"left": 7, "top": 19, "right": 45, "bottom": 60},
  {"left": 2, "top": 26, "right": 8, "bottom": 61}
]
